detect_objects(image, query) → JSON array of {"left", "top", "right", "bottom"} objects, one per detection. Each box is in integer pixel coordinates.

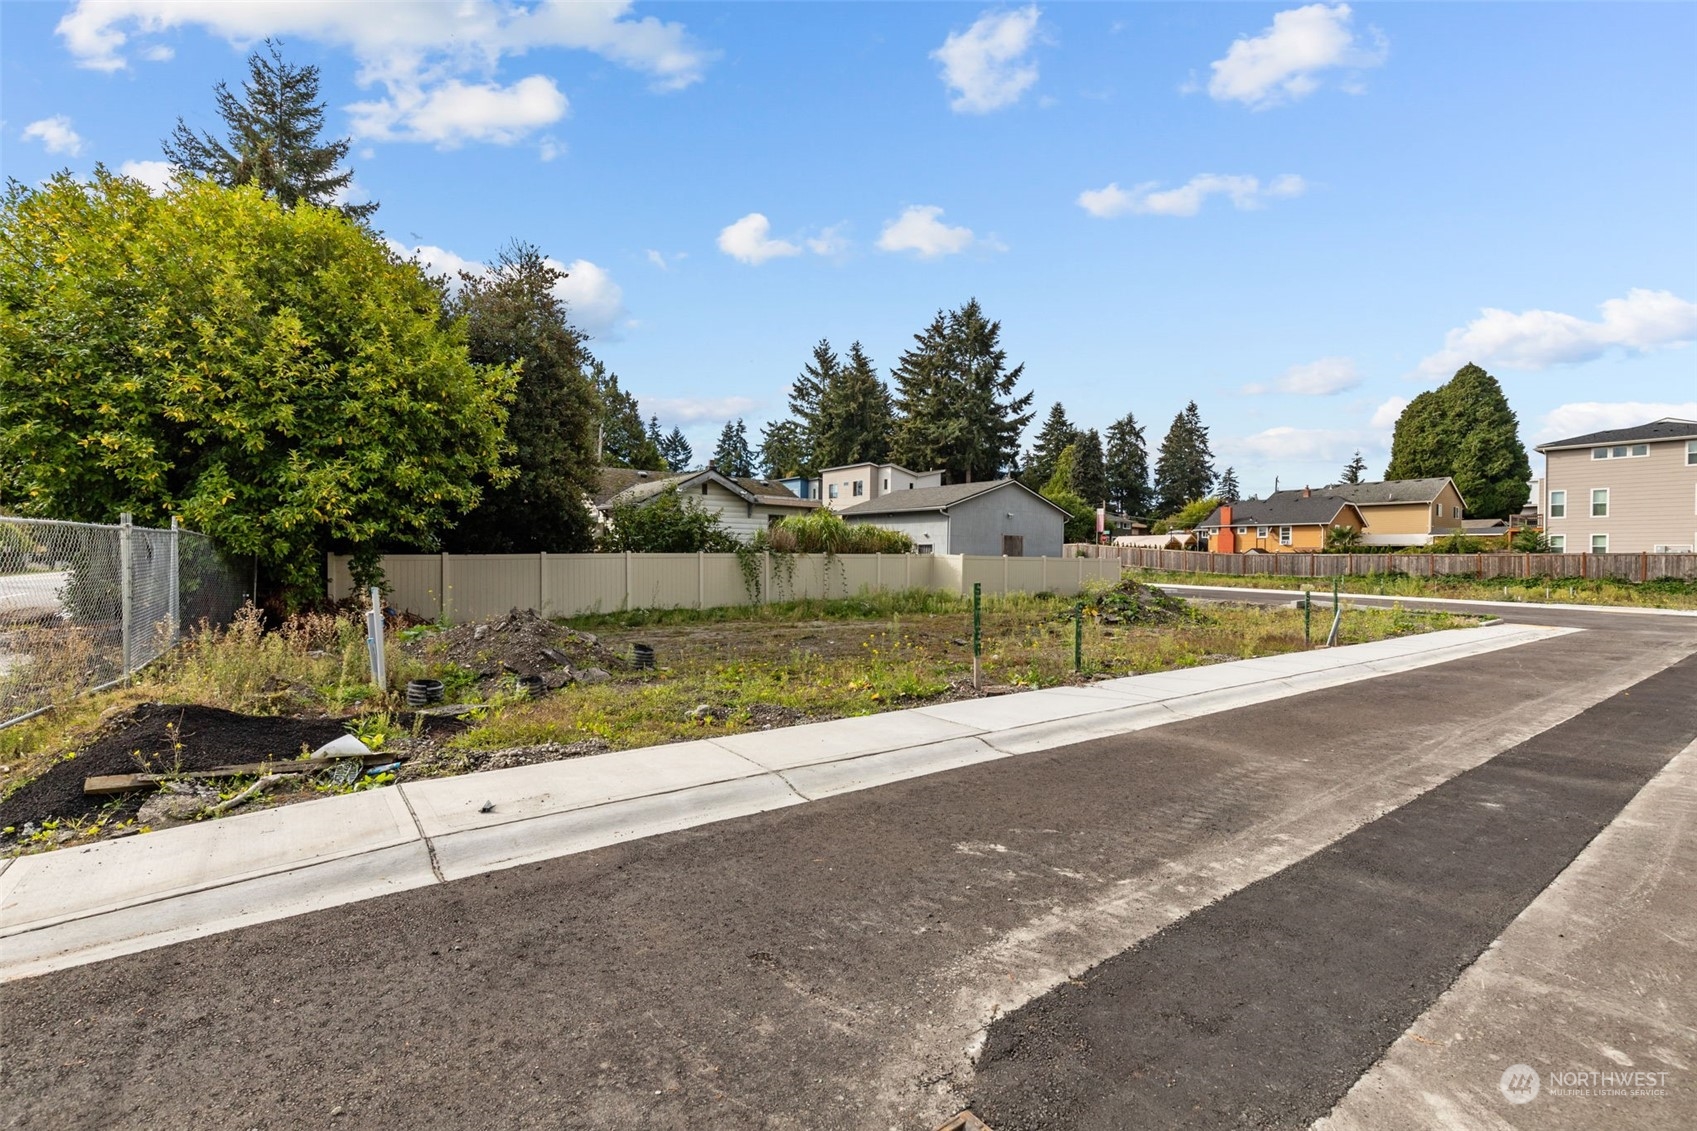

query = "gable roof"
[
  {"left": 597, "top": 468, "right": 815, "bottom": 512},
  {"left": 1196, "top": 493, "right": 1366, "bottom": 529},
  {"left": 1535, "top": 417, "right": 1697, "bottom": 452},
  {"left": 1321, "top": 478, "right": 1460, "bottom": 506},
  {"left": 836, "top": 478, "right": 1071, "bottom": 518}
]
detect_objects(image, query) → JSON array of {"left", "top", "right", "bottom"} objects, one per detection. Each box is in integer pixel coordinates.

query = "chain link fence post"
[{"left": 119, "top": 512, "right": 134, "bottom": 683}]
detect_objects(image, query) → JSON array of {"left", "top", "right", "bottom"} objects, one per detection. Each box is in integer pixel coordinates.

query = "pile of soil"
[
  {"left": 1080, "top": 578, "right": 1191, "bottom": 626},
  {"left": 0, "top": 704, "right": 348, "bottom": 833},
  {"left": 403, "top": 608, "right": 627, "bottom": 683}
]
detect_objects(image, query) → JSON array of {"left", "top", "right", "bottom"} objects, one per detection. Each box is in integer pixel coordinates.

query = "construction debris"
[{"left": 401, "top": 608, "right": 626, "bottom": 693}]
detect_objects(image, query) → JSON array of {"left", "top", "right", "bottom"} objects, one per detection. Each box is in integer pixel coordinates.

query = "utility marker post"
[
  {"left": 118, "top": 512, "right": 134, "bottom": 683},
  {"left": 365, "top": 586, "right": 388, "bottom": 691},
  {"left": 972, "top": 582, "right": 982, "bottom": 692},
  {"left": 1303, "top": 588, "right": 1312, "bottom": 648},
  {"left": 1073, "top": 601, "right": 1083, "bottom": 672}
]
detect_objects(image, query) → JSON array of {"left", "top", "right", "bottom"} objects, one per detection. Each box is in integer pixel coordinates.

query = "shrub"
[
  {"left": 754, "top": 509, "right": 913, "bottom": 554},
  {"left": 598, "top": 492, "right": 740, "bottom": 553}
]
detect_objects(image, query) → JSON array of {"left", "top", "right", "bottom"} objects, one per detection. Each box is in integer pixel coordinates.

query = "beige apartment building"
[
  {"left": 1535, "top": 418, "right": 1697, "bottom": 553},
  {"left": 818, "top": 461, "right": 945, "bottom": 510}
]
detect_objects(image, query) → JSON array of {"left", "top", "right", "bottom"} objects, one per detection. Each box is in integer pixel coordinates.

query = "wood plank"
[{"left": 83, "top": 752, "right": 393, "bottom": 795}]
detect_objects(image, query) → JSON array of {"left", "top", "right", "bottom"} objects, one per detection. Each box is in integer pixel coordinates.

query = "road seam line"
[{"left": 396, "top": 783, "right": 446, "bottom": 885}]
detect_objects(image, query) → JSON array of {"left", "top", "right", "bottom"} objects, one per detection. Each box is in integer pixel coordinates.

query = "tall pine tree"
[
  {"left": 164, "top": 40, "right": 374, "bottom": 221},
  {"left": 660, "top": 427, "right": 693, "bottom": 473},
  {"left": 1023, "top": 402, "right": 1079, "bottom": 489},
  {"left": 711, "top": 419, "right": 755, "bottom": 478},
  {"left": 814, "top": 341, "right": 893, "bottom": 468},
  {"left": 1386, "top": 363, "right": 1530, "bottom": 517},
  {"left": 758, "top": 419, "right": 807, "bottom": 478},
  {"left": 1341, "top": 450, "right": 1368, "bottom": 484},
  {"left": 1153, "top": 401, "right": 1216, "bottom": 516},
  {"left": 440, "top": 243, "right": 597, "bottom": 552},
  {"left": 591, "top": 362, "right": 664, "bottom": 470},
  {"left": 1217, "top": 466, "right": 1241, "bottom": 504},
  {"left": 784, "top": 340, "right": 841, "bottom": 475},
  {"left": 1068, "top": 428, "right": 1108, "bottom": 507},
  {"left": 891, "top": 299, "right": 1034, "bottom": 482},
  {"left": 1104, "top": 412, "right": 1151, "bottom": 517}
]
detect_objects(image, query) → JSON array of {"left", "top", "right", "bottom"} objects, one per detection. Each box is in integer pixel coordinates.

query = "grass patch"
[{"left": 1128, "top": 568, "right": 1697, "bottom": 610}]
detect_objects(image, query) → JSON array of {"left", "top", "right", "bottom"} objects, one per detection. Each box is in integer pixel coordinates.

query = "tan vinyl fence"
[
  {"left": 325, "top": 552, "right": 1124, "bottom": 623},
  {"left": 1067, "top": 543, "right": 1697, "bottom": 582}
]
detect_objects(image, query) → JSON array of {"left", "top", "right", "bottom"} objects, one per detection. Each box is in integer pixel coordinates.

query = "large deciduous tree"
[
  {"left": 163, "top": 40, "right": 374, "bottom": 222},
  {"left": 1104, "top": 411, "right": 1151, "bottom": 518},
  {"left": 891, "top": 299, "right": 1034, "bottom": 482},
  {"left": 0, "top": 172, "right": 509, "bottom": 596},
  {"left": 440, "top": 243, "right": 599, "bottom": 554},
  {"left": 1153, "top": 401, "right": 1216, "bottom": 516},
  {"left": 1386, "top": 364, "right": 1531, "bottom": 518}
]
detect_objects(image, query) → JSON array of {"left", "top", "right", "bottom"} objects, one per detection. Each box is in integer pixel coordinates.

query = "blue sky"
[{"left": 4, "top": 2, "right": 1694, "bottom": 496}]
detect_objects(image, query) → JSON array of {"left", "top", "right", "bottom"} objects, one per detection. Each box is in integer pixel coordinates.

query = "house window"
[
  {"left": 1592, "top": 447, "right": 1608, "bottom": 459},
  {"left": 1451, "top": 506, "right": 1461, "bottom": 519},
  {"left": 1257, "top": 526, "right": 1268, "bottom": 539},
  {"left": 1591, "top": 488, "right": 1609, "bottom": 517},
  {"left": 828, "top": 483, "right": 839, "bottom": 499},
  {"left": 1434, "top": 502, "right": 1442, "bottom": 518},
  {"left": 882, "top": 477, "right": 889, "bottom": 490},
  {"left": 1548, "top": 534, "right": 1565, "bottom": 552},
  {"left": 915, "top": 544, "right": 934, "bottom": 554},
  {"left": 1002, "top": 535, "right": 1024, "bottom": 557},
  {"left": 1632, "top": 444, "right": 1648, "bottom": 456},
  {"left": 1591, "top": 533, "right": 1608, "bottom": 553},
  {"left": 853, "top": 480, "right": 865, "bottom": 497},
  {"left": 1278, "top": 526, "right": 1292, "bottom": 546},
  {"left": 1688, "top": 440, "right": 1697, "bottom": 466},
  {"left": 1594, "top": 445, "right": 1650, "bottom": 459},
  {"left": 1235, "top": 526, "right": 1248, "bottom": 534},
  {"left": 1548, "top": 490, "right": 1565, "bottom": 518}
]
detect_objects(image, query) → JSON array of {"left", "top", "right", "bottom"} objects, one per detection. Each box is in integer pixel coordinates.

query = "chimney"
[{"left": 1303, "top": 484, "right": 1311, "bottom": 498}]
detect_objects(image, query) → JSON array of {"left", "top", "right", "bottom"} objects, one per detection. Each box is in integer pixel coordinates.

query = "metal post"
[
  {"left": 1326, "top": 577, "right": 1342, "bottom": 647},
  {"left": 366, "top": 585, "right": 387, "bottom": 690},
  {"left": 119, "top": 512, "right": 134, "bottom": 681},
  {"left": 1073, "top": 602, "right": 1083, "bottom": 672},
  {"left": 168, "top": 516, "right": 181, "bottom": 647},
  {"left": 972, "top": 582, "right": 982, "bottom": 691},
  {"left": 1303, "top": 589, "right": 1312, "bottom": 648}
]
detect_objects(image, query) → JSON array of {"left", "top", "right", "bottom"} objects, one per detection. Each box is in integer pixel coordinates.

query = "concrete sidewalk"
[
  {"left": 1316, "top": 736, "right": 1697, "bottom": 1130},
  {"left": 0, "top": 623, "right": 1570, "bottom": 982}
]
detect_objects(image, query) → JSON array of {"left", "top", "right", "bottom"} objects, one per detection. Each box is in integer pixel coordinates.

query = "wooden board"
[{"left": 83, "top": 752, "right": 395, "bottom": 796}]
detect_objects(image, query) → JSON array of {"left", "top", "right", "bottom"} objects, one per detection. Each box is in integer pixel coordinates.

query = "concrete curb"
[
  {"left": 1158, "top": 583, "right": 1697, "bottom": 618},
  {"left": 0, "top": 623, "right": 1576, "bottom": 982}
]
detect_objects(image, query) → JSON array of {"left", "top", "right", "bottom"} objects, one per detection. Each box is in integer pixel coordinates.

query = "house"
[
  {"left": 1318, "top": 478, "right": 1467, "bottom": 546},
  {"left": 818, "top": 462, "right": 945, "bottom": 510},
  {"left": 1534, "top": 418, "right": 1697, "bottom": 553},
  {"left": 1195, "top": 490, "right": 1368, "bottom": 552},
  {"left": 593, "top": 467, "right": 818, "bottom": 541},
  {"left": 836, "top": 479, "right": 1068, "bottom": 557}
]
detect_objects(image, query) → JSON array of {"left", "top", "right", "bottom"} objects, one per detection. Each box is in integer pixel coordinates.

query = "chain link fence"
[{"left": 0, "top": 514, "right": 250, "bottom": 727}]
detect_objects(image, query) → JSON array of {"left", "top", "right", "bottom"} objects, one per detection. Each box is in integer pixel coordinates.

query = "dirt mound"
[
  {"left": 0, "top": 704, "right": 350, "bottom": 834},
  {"left": 1081, "top": 578, "right": 1191, "bottom": 626},
  {"left": 403, "top": 608, "right": 627, "bottom": 679}
]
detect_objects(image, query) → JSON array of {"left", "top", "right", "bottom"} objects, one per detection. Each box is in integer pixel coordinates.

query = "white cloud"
[
  {"left": 348, "top": 75, "right": 568, "bottom": 147},
  {"left": 1078, "top": 173, "right": 1307, "bottom": 218},
  {"left": 386, "top": 240, "right": 627, "bottom": 338},
  {"left": 932, "top": 5, "right": 1042, "bottom": 113},
  {"left": 877, "top": 205, "right": 983, "bottom": 258},
  {"left": 643, "top": 396, "right": 757, "bottom": 424},
  {"left": 646, "top": 250, "right": 670, "bottom": 271},
  {"left": 1535, "top": 402, "right": 1697, "bottom": 444},
  {"left": 56, "top": 1, "right": 710, "bottom": 145},
  {"left": 1235, "top": 426, "right": 1371, "bottom": 463},
  {"left": 140, "top": 43, "right": 173, "bottom": 62},
  {"left": 1417, "top": 289, "right": 1697, "bottom": 379},
  {"left": 717, "top": 213, "right": 802, "bottom": 265},
  {"left": 118, "top": 159, "right": 176, "bottom": 193},
  {"left": 1207, "top": 3, "right": 1387, "bottom": 109},
  {"left": 1369, "top": 396, "right": 1408, "bottom": 431},
  {"left": 537, "top": 136, "right": 565, "bottom": 162},
  {"left": 22, "top": 115, "right": 84, "bottom": 156},
  {"left": 805, "top": 223, "right": 850, "bottom": 258},
  {"left": 1245, "top": 356, "right": 1360, "bottom": 395}
]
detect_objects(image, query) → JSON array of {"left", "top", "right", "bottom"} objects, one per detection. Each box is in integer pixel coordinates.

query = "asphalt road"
[{"left": 2, "top": 600, "right": 1693, "bottom": 1130}]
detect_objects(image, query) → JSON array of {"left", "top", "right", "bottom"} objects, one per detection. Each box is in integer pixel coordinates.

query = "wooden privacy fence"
[
  {"left": 1067, "top": 543, "right": 1697, "bottom": 583},
  {"left": 326, "top": 552, "right": 1123, "bottom": 624}
]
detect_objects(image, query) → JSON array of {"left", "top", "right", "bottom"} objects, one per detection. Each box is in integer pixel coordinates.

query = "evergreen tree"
[
  {"left": 1068, "top": 428, "right": 1108, "bottom": 507},
  {"left": 758, "top": 419, "right": 807, "bottom": 478},
  {"left": 814, "top": 341, "right": 893, "bottom": 468},
  {"left": 1153, "top": 401, "right": 1216, "bottom": 516},
  {"left": 591, "top": 362, "right": 664, "bottom": 470},
  {"left": 1341, "top": 450, "right": 1368, "bottom": 484},
  {"left": 1024, "top": 402, "right": 1079, "bottom": 490},
  {"left": 1386, "top": 363, "right": 1531, "bottom": 517},
  {"left": 442, "top": 243, "right": 599, "bottom": 553},
  {"left": 711, "top": 419, "right": 755, "bottom": 478},
  {"left": 1217, "top": 466, "right": 1241, "bottom": 504},
  {"left": 890, "top": 299, "right": 1035, "bottom": 482},
  {"left": 163, "top": 41, "right": 374, "bottom": 221},
  {"left": 786, "top": 340, "right": 840, "bottom": 474},
  {"left": 1104, "top": 412, "right": 1152, "bottom": 517},
  {"left": 660, "top": 426, "right": 694, "bottom": 473}
]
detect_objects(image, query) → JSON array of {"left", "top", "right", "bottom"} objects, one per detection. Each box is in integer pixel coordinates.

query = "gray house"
[{"left": 837, "top": 479, "right": 1067, "bottom": 557}]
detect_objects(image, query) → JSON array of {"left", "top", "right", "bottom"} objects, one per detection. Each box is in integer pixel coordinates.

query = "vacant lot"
[{"left": 0, "top": 580, "right": 1475, "bottom": 852}]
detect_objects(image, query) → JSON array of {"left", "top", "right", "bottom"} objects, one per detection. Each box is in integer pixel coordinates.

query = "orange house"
[{"left": 1196, "top": 490, "right": 1368, "bottom": 552}]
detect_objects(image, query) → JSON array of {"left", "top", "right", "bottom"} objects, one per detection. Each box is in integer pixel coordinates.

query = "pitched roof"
[
  {"left": 593, "top": 467, "right": 682, "bottom": 505},
  {"left": 1535, "top": 417, "right": 1697, "bottom": 452},
  {"left": 836, "top": 478, "right": 1070, "bottom": 518},
  {"left": 597, "top": 468, "right": 815, "bottom": 512},
  {"left": 1321, "top": 478, "right": 1457, "bottom": 506},
  {"left": 1196, "top": 493, "right": 1365, "bottom": 529}
]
